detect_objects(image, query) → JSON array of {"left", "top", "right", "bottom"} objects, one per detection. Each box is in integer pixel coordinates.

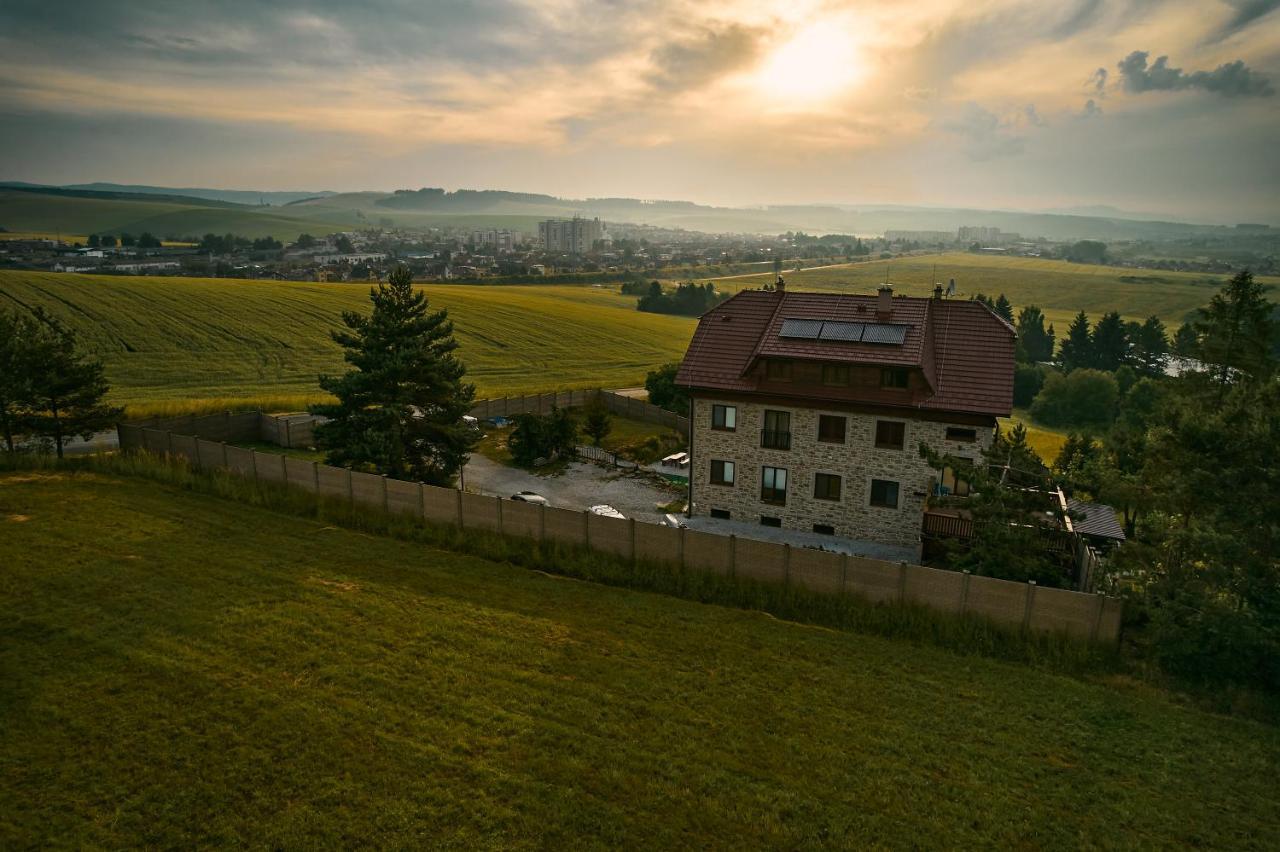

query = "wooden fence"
[{"left": 115, "top": 419, "right": 1123, "bottom": 645}]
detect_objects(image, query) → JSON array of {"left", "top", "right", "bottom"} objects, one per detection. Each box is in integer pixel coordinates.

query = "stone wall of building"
[{"left": 691, "top": 397, "right": 994, "bottom": 553}]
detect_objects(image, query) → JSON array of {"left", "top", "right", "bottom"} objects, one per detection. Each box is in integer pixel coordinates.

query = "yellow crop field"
[
  {"left": 690, "top": 252, "right": 1276, "bottom": 333},
  {"left": 0, "top": 271, "right": 695, "bottom": 416}
]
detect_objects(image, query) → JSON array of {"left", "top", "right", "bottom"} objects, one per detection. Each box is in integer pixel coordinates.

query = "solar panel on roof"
[
  {"left": 818, "top": 321, "right": 865, "bottom": 341},
  {"left": 779, "top": 318, "right": 823, "bottom": 339},
  {"left": 862, "top": 323, "right": 908, "bottom": 344}
]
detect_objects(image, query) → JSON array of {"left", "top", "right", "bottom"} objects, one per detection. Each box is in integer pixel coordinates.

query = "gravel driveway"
[{"left": 462, "top": 454, "right": 682, "bottom": 524}]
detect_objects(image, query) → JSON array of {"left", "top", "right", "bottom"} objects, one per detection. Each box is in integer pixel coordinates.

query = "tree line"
[{"left": 635, "top": 281, "right": 730, "bottom": 317}]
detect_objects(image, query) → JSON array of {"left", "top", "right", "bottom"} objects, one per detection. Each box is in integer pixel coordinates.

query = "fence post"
[
  {"left": 783, "top": 543, "right": 791, "bottom": 585},
  {"left": 728, "top": 534, "right": 737, "bottom": 578},
  {"left": 1022, "top": 580, "right": 1038, "bottom": 631},
  {"left": 278, "top": 453, "right": 286, "bottom": 482},
  {"left": 166, "top": 431, "right": 174, "bottom": 456},
  {"left": 678, "top": 526, "right": 686, "bottom": 567},
  {"left": 455, "top": 489, "right": 464, "bottom": 527},
  {"left": 284, "top": 418, "right": 292, "bottom": 448},
  {"left": 312, "top": 461, "right": 320, "bottom": 493},
  {"left": 629, "top": 518, "right": 637, "bottom": 562},
  {"left": 221, "top": 441, "right": 228, "bottom": 468},
  {"left": 539, "top": 503, "right": 547, "bottom": 541},
  {"left": 224, "top": 410, "right": 231, "bottom": 441},
  {"left": 496, "top": 496, "right": 504, "bottom": 533},
  {"left": 347, "top": 469, "right": 354, "bottom": 505},
  {"left": 381, "top": 475, "right": 389, "bottom": 512},
  {"left": 841, "top": 552, "right": 849, "bottom": 594},
  {"left": 417, "top": 483, "right": 425, "bottom": 518},
  {"left": 583, "top": 510, "right": 590, "bottom": 547},
  {"left": 898, "top": 562, "right": 908, "bottom": 601},
  {"left": 1091, "top": 593, "right": 1105, "bottom": 642},
  {"left": 251, "top": 450, "right": 259, "bottom": 482},
  {"left": 960, "top": 570, "right": 971, "bottom": 614}
]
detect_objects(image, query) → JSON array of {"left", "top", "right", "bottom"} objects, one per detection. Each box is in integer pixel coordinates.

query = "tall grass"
[
  {"left": 2, "top": 451, "right": 1119, "bottom": 676},
  {"left": 123, "top": 394, "right": 334, "bottom": 421}
]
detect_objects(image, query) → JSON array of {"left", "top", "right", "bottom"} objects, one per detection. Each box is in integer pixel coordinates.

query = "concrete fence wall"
[
  {"left": 467, "top": 389, "right": 690, "bottom": 438},
  {"left": 115, "top": 419, "right": 1122, "bottom": 645}
]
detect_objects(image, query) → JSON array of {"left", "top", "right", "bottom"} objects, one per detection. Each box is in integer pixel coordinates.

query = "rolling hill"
[{"left": 2, "top": 467, "right": 1277, "bottom": 847}]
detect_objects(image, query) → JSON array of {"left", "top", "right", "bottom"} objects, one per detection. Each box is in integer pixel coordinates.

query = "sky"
[{"left": 1, "top": 0, "right": 1277, "bottom": 223}]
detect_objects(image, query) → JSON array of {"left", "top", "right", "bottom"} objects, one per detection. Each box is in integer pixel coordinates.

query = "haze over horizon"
[{"left": 2, "top": 0, "right": 1277, "bottom": 223}]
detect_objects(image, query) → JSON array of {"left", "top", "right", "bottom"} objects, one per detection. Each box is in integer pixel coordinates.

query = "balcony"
[{"left": 760, "top": 429, "right": 791, "bottom": 451}]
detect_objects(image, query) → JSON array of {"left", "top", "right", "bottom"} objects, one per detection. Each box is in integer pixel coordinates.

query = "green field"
[
  {"left": 695, "top": 252, "right": 1279, "bottom": 332},
  {"left": 0, "top": 271, "right": 695, "bottom": 415},
  {"left": 2, "top": 468, "right": 1278, "bottom": 846}
]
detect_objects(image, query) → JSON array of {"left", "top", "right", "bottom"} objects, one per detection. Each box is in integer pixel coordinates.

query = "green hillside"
[
  {"left": 2, "top": 469, "right": 1277, "bottom": 847},
  {"left": 697, "top": 252, "right": 1278, "bottom": 331},
  {"left": 0, "top": 271, "right": 694, "bottom": 415}
]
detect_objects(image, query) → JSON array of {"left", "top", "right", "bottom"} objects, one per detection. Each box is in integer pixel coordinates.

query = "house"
[{"left": 676, "top": 282, "right": 1015, "bottom": 556}]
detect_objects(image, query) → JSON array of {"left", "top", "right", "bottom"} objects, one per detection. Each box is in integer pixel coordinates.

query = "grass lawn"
[
  {"left": 2, "top": 469, "right": 1279, "bottom": 847},
  {"left": 0, "top": 271, "right": 695, "bottom": 416},
  {"left": 1000, "top": 408, "right": 1070, "bottom": 464}
]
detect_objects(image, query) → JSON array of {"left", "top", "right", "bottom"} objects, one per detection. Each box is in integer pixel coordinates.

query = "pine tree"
[
  {"left": 1193, "top": 269, "right": 1276, "bottom": 385},
  {"left": 1015, "top": 305, "right": 1055, "bottom": 362},
  {"left": 1091, "top": 311, "right": 1130, "bottom": 372},
  {"left": 583, "top": 398, "right": 613, "bottom": 446},
  {"left": 993, "top": 294, "right": 1014, "bottom": 323},
  {"left": 1058, "top": 311, "right": 1093, "bottom": 371},
  {"left": 0, "top": 310, "right": 39, "bottom": 452},
  {"left": 312, "top": 265, "right": 477, "bottom": 485},
  {"left": 1171, "top": 322, "right": 1199, "bottom": 357},
  {"left": 22, "top": 308, "right": 122, "bottom": 458},
  {"left": 1130, "top": 315, "right": 1169, "bottom": 376}
]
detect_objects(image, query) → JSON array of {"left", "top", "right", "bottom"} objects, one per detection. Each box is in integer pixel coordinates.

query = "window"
[
  {"left": 821, "top": 363, "right": 850, "bottom": 386},
  {"left": 760, "top": 515, "right": 782, "bottom": 528},
  {"left": 761, "top": 410, "right": 791, "bottom": 450},
  {"left": 765, "top": 360, "right": 793, "bottom": 381},
  {"left": 710, "top": 459, "right": 735, "bottom": 486},
  {"left": 946, "top": 426, "right": 978, "bottom": 442},
  {"left": 870, "top": 478, "right": 899, "bottom": 509},
  {"left": 813, "top": 523, "right": 835, "bottom": 536},
  {"left": 711, "top": 404, "right": 737, "bottom": 431},
  {"left": 813, "top": 472, "right": 842, "bottom": 501},
  {"left": 940, "top": 463, "right": 973, "bottom": 497},
  {"left": 880, "top": 367, "right": 909, "bottom": 389},
  {"left": 710, "top": 508, "right": 731, "bottom": 520},
  {"left": 875, "top": 420, "right": 905, "bottom": 450},
  {"left": 761, "top": 466, "right": 788, "bottom": 505},
  {"left": 818, "top": 414, "right": 846, "bottom": 444}
]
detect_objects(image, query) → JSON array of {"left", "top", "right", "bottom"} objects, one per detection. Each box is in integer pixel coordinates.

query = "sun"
[{"left": 754, "top": 23, "right": 865, "bottom": 105}]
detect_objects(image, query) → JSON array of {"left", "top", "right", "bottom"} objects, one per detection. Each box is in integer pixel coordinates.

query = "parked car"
[
  {"left": 589, "top": 504, "right": 626, "bottom": 520},
  {"left": 661, "top": 513, "right": 688, "bottom": 529},
  {"left": 510, "top": 491, "right": 548, "bottom": 505}
]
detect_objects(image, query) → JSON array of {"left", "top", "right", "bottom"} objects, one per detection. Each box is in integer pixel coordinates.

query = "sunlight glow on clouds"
[{"left": 0, "top": 0, "right": 1276, "bottom": 219}]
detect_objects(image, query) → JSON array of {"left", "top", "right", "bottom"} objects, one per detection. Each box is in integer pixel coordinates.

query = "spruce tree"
[
  {"left": 22, "top": 308, "right": 122, "bottom": 458},
  {"left": 0, "top": 310, "right": 39, "bottom": 452},
  {"left": 993, "top": 294, "right": 1014, "bottom": 323},
  {"left": 1131, "top": 315, "right": 1169, "bottom": 376},
  {"left": 1015, "top": 306, "right": 1055, "bottom": 362},
  {"left": 312, "top": 266, "right": 477, "bottom": 485},
  {"left": 1192, "top": 269, "right": 1276, "bottom": 385},
  {"left": 1058, "top": 311, "right": 1093, "bottom": 371},
  {"left": 1091, "top": 311, "right": 1130, "bottom": 372}
]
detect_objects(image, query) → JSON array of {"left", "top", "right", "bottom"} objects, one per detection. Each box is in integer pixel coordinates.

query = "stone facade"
[{"left": 690, "top": 396, "right": 994, "bottom": 554}]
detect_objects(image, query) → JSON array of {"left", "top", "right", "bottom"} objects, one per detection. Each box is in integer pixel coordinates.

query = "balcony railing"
[{"left": 761, "top": 429, "right": 791, "bottom": 450}]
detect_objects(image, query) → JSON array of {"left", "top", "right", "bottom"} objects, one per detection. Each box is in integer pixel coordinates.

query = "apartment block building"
[
  {"left": 538, "top": 217, "right": 605, "bottom": 254},
  {"left": 676, "top": 283, "right": 1016, "bottom": 555}
]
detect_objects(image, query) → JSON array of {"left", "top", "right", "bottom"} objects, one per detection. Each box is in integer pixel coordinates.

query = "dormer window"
[
  {"left": 880, "top": 367, "right": 909, "bottom": 389},
  {"left": 765, "top": 360, "right": 793, "bottom": 381},
  {"left": 821, "top": 364, "right": 850, "bottom": 386}
]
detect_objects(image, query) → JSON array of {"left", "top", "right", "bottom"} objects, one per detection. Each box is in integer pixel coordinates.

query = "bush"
[
  {"left": 508, "top": 406, "right": 577, "bottom": 466},
  {"left": 1029, "top": 369, "right": 1117, "bottom": 428},
  {"left": 1013, "top": 363, "right": 1045, "bottom": 408},
  {"left": 645, "top": 363, "right": 688, "bottom": 414}
]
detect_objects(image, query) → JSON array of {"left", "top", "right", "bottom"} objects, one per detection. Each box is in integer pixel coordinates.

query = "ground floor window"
[
  {"left": 760, "top": 515, "right": 782, "bottom": 527},
  {"left": 761, "top": 466, "right": 788, "bottom": 505},
  {"left": 710, "top": 508, "right": 731, "bottom": 520},
  {"left": 813, "top": 472, "right": 842, "bottom": 501},
  {"left": 870, "top": 478, "right": 900, "bottom": 509},
  {"left": 812, "top": 523, "right": 835, "bottom": 535},
  {"left": 710, "top": 459, "right": 735, "bottom": 486}
]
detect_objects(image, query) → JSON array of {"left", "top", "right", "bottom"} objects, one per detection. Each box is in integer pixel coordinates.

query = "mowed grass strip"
[
  {"left": 0, "top": 271, "right": 695, "bottom": 411},
  {"left": 693, "top": 252, "right": 1279, "bottom": 332},
  {"left": 2, "top": 471, "right": 1278, "bottom": 848}
]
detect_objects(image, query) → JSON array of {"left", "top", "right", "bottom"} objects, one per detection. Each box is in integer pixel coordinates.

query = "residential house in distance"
[{"left": 677, "top": 282, "right": 1015, "bottom": 558}]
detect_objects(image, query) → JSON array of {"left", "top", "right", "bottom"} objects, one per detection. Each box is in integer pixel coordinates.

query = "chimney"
[
  {"left": 877, "top": 283, "right": 892, "bottom": 318},
  {"left": 933, "top": 283, "right": 943, "bottom": 299},
  {"left": 775, "top": 275, "right": 785, "bottom": 294}
]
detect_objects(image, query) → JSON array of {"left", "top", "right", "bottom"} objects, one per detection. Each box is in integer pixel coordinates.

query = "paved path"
[{"left": 462, "top": 454, "right": 680, "bottom": 524}]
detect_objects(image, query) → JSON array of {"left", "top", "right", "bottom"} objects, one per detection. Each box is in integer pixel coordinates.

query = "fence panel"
[
  {"left": 964, "top": 575, "right": 1027, "bottom": 627},
  {"left": 460, "top": 491, "right": 501, "bottom": 531},
  {"left": 904, "top": 564, "right": 965, "bottom": 614},
  {"left": 170, "top": 433, "right": 198, "bottom": 463},
  {"left": 635, "top": 522, "right": 679, "bottom": 564},
  {"left": 224, "top": 445, "right": 255, "bottom": 479},
  {"left": 683, "top": 529, "right": 731, "bottom": 575},
  {"left": 195, "top": 439, "right": 225, "bottom": 470},
  {"left": 846, "top": 557, "right": 901, "bottom": 603},
  {"left": 284, "top": 457, "right": 316, "bottom": 492},
  {"left": 543, "top": 506, "right": 586, "bottom": 545},
  {"left": 317, "top": 465, "right": 349, "bottom": 500},
  {"left": 1029, "top": 586, "right": 1099, "bottom": 640},
  {"left": 788, "top": 548, "right": 844, "bottom": 594},
  {"left": 142, "top": 428, "right": 168, "bottom": 454},
  {"left": 386, "top": 479, "right": 421, "bottom": 516},
  {"left": 350, "top": 471, "right": 384, "bottom": 509},
  {"left": 733, "top": 537, "right": 787, "bottom": 583},
  {"left": 502, "top": 499, "right": 542, "bottom": 539},
  {"left": 255, "top": 451, "right": 287, "bottom": 484},
  {"left": 587, "top": 514, "right": 632, "bottom": 559},
  {"left": 116, "top": 423, "right": 144, "bottom": 452},
  {"left": 422, "top": 484, "right": 460, "bottom": 524}
]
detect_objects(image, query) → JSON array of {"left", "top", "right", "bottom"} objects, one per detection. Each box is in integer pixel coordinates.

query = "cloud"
[
  {"left": 1081, "top": 98, "right": 1103, "bottom": 118},
  {"left": 1206, "top": 0, "right": 1280, "bottom": 42},
  {"left": 940, "top": 103, "right": 1027, "bottom": 160},
  {"left": 1089, "top": 67, "right": 1108, "bottom": 96},
  {"left": 647, "top": 24, "right": 764, "bottom": 92},
  {"left": 1117, "top": 50, "right": 1275, "bottom": 97}
]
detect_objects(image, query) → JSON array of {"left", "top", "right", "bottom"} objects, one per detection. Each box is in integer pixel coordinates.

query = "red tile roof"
[{"left": 676, "top": 289, "right": 1015, "bottom": 418}]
